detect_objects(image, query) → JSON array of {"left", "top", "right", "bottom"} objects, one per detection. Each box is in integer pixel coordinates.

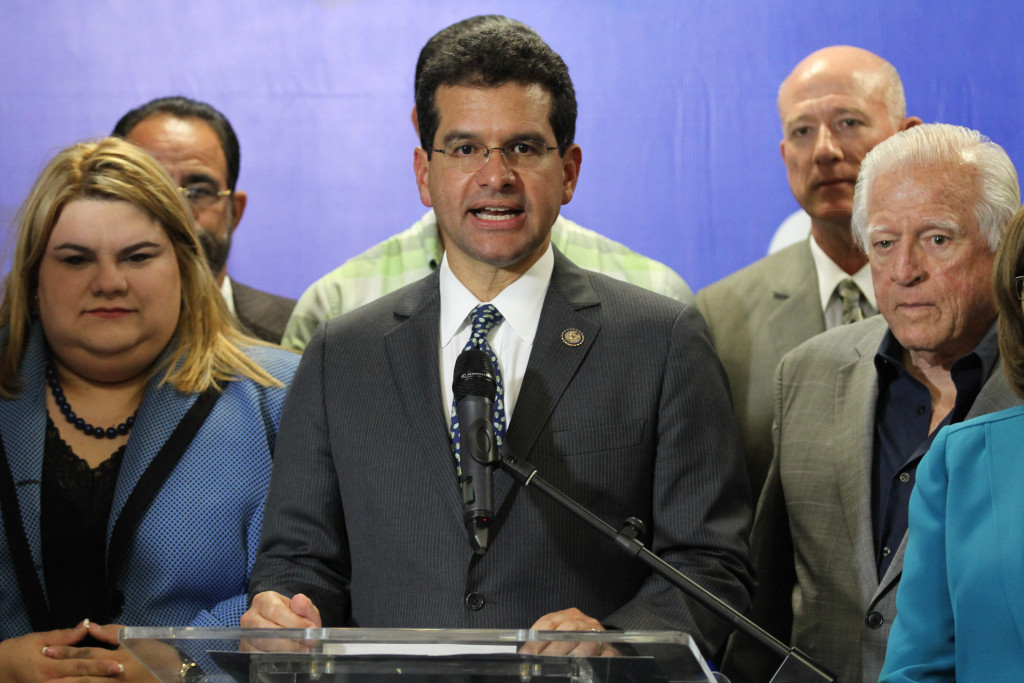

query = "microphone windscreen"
[{"left": 453, "top": 348, "right": 496, "bottom": 402}]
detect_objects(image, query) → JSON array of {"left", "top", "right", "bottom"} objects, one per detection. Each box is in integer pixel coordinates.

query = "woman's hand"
[
  {"left": 41, "top": 621, "right": 162, "bottom": 682},
  {"left": 0, "top": 622, "right": 123, "bottom": 682}
]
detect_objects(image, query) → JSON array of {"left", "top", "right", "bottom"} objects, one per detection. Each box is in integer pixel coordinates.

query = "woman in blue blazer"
[
  {"left": 880, "top": 204, "right": 1024, "bottom": 681},
  {"left": 0, "top": 138, "right": 298, "bottom": 681}
]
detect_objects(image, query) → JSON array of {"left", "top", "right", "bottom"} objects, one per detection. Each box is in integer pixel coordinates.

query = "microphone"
[{"left": 453, "top": 348, "right": 499, "bottom": 554}]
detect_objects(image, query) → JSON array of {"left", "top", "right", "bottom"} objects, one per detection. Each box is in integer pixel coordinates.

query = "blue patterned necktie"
[{"left": 450, "top": 304, "right": 507, "bottom": 475}]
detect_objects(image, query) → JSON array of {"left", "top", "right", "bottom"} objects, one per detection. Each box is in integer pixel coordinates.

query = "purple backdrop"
[{"left": 2, "top": 0, "right": 1023, "bottom": 298}]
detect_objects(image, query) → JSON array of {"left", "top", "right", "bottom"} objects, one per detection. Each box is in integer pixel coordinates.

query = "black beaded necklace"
[{"left": 45, "top": 364, "right": 136, "bottom": 440}]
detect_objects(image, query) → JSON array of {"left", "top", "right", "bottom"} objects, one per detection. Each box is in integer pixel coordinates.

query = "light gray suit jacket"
[
  {"left": 696, "top": 241, "right": 824, "bottom": 498},
  {"left": 250, "top": 249, "right": 754, "bottom": 655},
  {"left": 722, "top": 315, "right": 1021, "bottom": 683}
]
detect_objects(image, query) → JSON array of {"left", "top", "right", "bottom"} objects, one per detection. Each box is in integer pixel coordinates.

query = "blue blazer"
[
  {"left": 881, "top": 404, "right": 1024, "bottom": 682},
  {"left": 0, "top": 324, "right": 298, "bottom": 636}
]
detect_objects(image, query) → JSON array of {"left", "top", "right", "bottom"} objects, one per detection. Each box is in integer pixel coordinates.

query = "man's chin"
[
  {"left": 197, "top": 231, "right": 231, "bottom": 276},
  {"left": 807, "top": 203, "right": 854, "bottom": 228}
]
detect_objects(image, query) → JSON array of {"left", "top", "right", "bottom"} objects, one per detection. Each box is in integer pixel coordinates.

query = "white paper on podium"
[{"left": 323, "top": 642, "right": 517, "bottom": 657}]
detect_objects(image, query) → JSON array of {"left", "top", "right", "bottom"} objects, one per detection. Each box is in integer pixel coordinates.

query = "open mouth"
[{"left": 471, "top": 206, "right": 523, "bottom": 221}]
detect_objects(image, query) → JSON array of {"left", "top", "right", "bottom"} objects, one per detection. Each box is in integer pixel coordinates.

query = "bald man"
[{"left": 696, "top": 47, "right": 921, "bottom": 497}]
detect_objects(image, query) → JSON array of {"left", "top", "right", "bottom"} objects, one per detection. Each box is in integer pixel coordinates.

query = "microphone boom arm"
[{"left": 498, "top": 450, "right": 835, "bottom": 683}]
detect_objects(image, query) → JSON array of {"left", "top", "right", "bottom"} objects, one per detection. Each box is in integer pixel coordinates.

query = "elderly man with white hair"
[{"left": 722, "top": 123, "right": 1023, "bottom": 683}]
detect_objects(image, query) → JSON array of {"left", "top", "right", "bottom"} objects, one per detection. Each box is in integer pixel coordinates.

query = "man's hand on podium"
[
  {"left": 519, "top": 607, "right": 617, "bottom": 657},
  {"left": 241, "top": 591, "right": 322, "bottom": 629},
  {"left": 240, "top": 592, "right": 323, "bottom": 654}
]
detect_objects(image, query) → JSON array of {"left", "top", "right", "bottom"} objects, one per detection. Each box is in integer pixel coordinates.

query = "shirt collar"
[
  {"left": 875, "top": 320, "right": 1000, "bottom": 383},
  {"left": 808, "top": 236, "right": 876, "bottom": 312},
  {"left": 220, "top": 275, "right": 236, "bottom": 315},
  {"left": 439, "top": 242, "right": 554, "bottom": 348}
]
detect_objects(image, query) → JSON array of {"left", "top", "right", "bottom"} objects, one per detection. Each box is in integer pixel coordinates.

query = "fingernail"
[
  {"left": 82, "top": 618, "right": 91, "bottom": 629},
  {"left": 41, "top": 646, "right": 49, "bottom": 656}
]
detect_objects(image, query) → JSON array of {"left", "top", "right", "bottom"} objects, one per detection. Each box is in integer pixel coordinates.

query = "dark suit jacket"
[
  {"left": 232, "top": 279, "right": 296, "bottom": 344},
  {"left": 722, "top": 316, "right": 1021, "bottom": 683},
  {"left": 250, "top": 249, "right": 753, "bottom": 654},
  {"left": 696, "top": 241, "right": 825, "bottom": 499}
]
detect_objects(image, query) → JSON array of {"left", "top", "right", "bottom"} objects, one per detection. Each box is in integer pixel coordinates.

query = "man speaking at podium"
[{"left": 242, "top": 18, "right": 752, "bottom": 656}]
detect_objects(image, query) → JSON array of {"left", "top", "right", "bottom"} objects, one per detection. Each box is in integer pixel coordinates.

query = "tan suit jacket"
[
  {"left": 696, "top": 241, "right": 824, "bottom": 496},
  {"left": 722, "top": 315, "right": 1020, "bottom": 683}
]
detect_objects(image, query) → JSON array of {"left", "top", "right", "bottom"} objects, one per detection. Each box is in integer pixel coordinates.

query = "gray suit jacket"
[
  {"left": 232, "top": 280, "right": 296, "bottom": 344},
  {"left": 696, "top": 242, "right": 825, "bottom": 499},
  {"left": 250, "top": 249, "right": 754, "bottom": 655},
  {"left": 722, "top": 315, "right": 1021, "bottom": 683}
]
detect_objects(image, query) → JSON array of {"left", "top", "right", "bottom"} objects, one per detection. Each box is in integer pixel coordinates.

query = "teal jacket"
[{"left": 881, "top": 404, "right": 1024, "bottom": 682}]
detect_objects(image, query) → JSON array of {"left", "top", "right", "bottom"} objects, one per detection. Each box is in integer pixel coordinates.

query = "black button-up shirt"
[{"left": 872, "top": 323, "right": 997, "bottom": 578}]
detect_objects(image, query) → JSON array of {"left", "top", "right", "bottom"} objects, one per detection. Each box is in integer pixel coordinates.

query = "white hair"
[{"left": 852, "top": 123, "right": 1020, "bottom": 253}]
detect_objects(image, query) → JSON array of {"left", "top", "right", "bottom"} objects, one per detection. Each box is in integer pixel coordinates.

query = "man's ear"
[
  {"left": 414, "top": 147, "right": 433, "bottom": 208},
  {"left": 560, "top": 144, "right": 583, "bottom": 205},
  {"left": 901, "top": 116, "right": 924, "bottom": 132},
  {"left": 230, "top": 190, "right": 247, "bottom": 231}
]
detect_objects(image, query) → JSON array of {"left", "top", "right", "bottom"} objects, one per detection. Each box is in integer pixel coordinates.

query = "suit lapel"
[
  {"left": 496, "top": 252, "right": 601, "bottom": 517},
  {"left": 833, "top": 326, "right": 884, "bottom": 595},
  {"left": 967, "top": 359, "right": 1022, "bottom": 419},
  {"left": 384, "top": 273, "right": 465, "bottom": 512},
  {"left": 107, "top": 362, "right": 199, "bottom": 557},
  {"left": 766, "top": 243, "right": 826, "bottom": 361},
  {"left": 507, "top": 252, "right": 600, "bottom": 460},
  {"left": 0, "top": 325, "right": 51, "bottom": 605}
]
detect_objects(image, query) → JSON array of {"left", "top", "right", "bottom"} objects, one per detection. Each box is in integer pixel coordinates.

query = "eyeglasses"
[
  {"left": 177, "top": 183, "right": 231, "bottom": 209},
  {"left": 1015, "top": 275, "right": 1024, "bottom": 301},
  {"left": 431, "top": 141, "right": 560, "bottom": 173}
]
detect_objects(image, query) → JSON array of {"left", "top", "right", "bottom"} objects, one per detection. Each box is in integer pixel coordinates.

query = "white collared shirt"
[
  {"left": 809, "top": 236, "right": 877, "bottom": 329},
  {"left": 219, "top": 275, "right": 237, "bottom": 315},
  {"left": 439, "top": 244, "right": 554, "bottom": 428}
]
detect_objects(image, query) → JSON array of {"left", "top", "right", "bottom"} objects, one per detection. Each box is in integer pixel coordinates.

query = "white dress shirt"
[
  {"left": 219, "top": 275, "right": 237, "bottom": 315},
  {"left": 438, "top": 244, "right": 554, "bottom": 429},
  {"left": 809, "top": 236, "right": 877, "bottom": 329}
]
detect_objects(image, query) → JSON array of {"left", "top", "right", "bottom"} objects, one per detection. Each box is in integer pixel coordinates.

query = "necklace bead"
[{"left": 45, "top": 364, "right": 136, "bottom": 440}]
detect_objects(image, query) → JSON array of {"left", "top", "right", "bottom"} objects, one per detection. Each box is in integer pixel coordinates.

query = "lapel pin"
[{"left": 561, "top": 328, "right": 584, "bottom": 347}]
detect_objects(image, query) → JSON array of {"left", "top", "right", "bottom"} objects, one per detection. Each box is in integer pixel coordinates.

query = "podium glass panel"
[{"left": 120, "top": 627, "right": 717, "bottom": 682}]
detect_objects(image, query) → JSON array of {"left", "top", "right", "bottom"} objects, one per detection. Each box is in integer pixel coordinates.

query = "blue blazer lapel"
[
  {"left": 384, "top": 273, "right": 464, "bottom": 513},
  {"left": 107, "top": 366, "right": 199, "bottom": 543},
  {"left": 0, "top": 324, "right": 52, "bottom": 604}
]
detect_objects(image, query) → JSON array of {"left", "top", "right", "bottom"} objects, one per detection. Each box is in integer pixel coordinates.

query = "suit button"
[
  {"left": 108, "top": 589, "right": 125, "bottom": 618},
  {"left": 865, "top": 611, "right": 884, "bottom": 629},
  {"left": 465, "top": 592, "right": 485, "bottom": 611}
]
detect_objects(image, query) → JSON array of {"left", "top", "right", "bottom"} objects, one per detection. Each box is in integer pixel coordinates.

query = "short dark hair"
[
  {"left": 415, "top": 21, "right": 577, "bottom": 156},
  {"left": 112, "top": 96, "right": 241, "bottom": 190},
  {"left": 414, "top": 16, "right": 532, "bottom": 97}
]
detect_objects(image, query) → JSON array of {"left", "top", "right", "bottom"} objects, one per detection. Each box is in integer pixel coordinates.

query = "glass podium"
[{"left": 119, "top": 627, "right": 720, "bottom": 682}]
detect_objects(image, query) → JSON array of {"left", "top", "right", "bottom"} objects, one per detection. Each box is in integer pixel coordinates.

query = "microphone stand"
[{"left": 499, "top": 451, "right": 835, "bottom": 683}]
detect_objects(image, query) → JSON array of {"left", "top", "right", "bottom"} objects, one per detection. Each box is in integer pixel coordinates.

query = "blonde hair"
[
  {"left": 0, "top": 137, "right": 286, "bottom": 398},
  {"left": 995, "top": 205, "right": 1024, "bottom": 399}
]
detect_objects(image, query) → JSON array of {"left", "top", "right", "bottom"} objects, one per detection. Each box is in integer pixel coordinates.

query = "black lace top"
[{"left": 40, "top": 415, "right": 125, "bottom": 627}]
